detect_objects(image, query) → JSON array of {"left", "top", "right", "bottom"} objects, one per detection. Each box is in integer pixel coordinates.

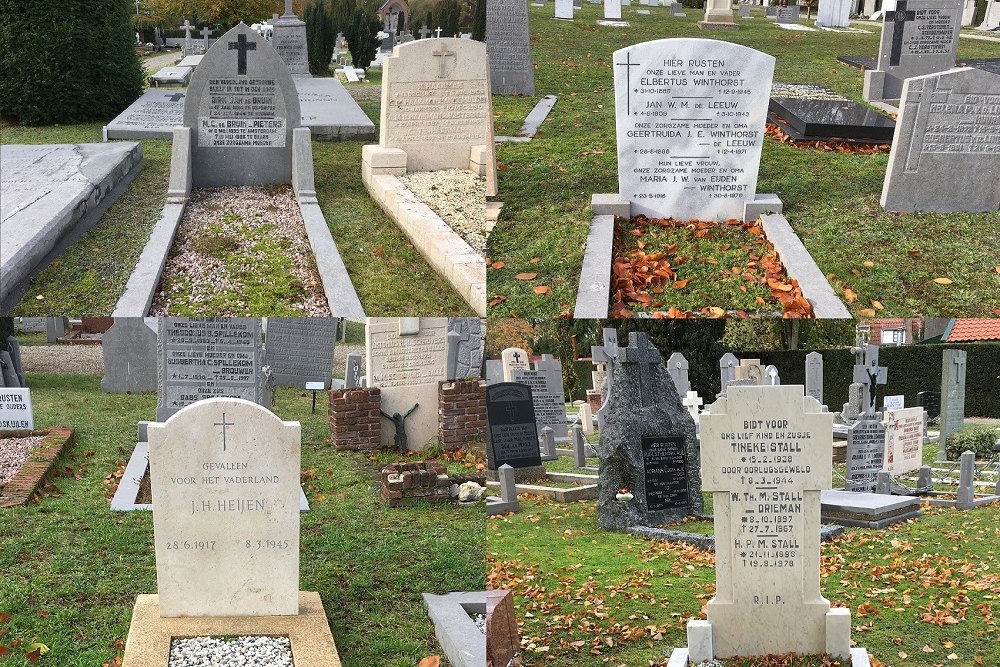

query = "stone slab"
[
  {"left": 423, "top": 592, "right": 488, "bottom": 667},
  {"left": 768, "top": 84, "right": 895, "bottom": 143},
  {"left": 121, "top": 592, "right": 341, "bottom": 667},
  {"left": 149, "top": 66, "right": 193, "bottom": 86},
  {"left": 112, "top": 202, "right": 185, "bottom": 317},
  {"left": 0, "top": 142, "right": 144, "bottom": 308},
  {"left": 294, "top": 77, "right": 376, "bottom": 141},
  {"left": 105, "top": 89, "right": 189, "bottom": 140},
  {"left": 574, "top": 211, "right": 616, "bottom": 318},
  {"left": 266, "top": 318, "right": 338, "bottom": 388}
]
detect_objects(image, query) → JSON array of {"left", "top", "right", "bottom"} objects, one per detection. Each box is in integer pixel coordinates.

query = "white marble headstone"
[
  {"left": 501, "top": 347, "right": 531, "bottom": 381},
  {"left": 0, "top": 388, "right": 33, "bottom": 430},
  {"left": 882, "top": 407, "right": 925, "bottom": 475}
]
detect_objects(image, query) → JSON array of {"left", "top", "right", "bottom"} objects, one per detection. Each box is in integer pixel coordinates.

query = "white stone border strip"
[{"left": 496, "top": 95, "right": 558, "bottom": 142}]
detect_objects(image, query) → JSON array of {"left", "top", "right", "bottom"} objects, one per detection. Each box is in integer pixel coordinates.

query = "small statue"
[{"left": 381, "top": 403, "right": 419, "bottom": 454}]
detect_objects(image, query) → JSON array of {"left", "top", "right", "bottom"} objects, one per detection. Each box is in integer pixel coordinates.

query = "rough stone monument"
[
  {"left": 937, "top": 348, "right": 967, "bottom": 459},
  {"left": 272, "top": 0, "right": 311, "bottom": 77}
]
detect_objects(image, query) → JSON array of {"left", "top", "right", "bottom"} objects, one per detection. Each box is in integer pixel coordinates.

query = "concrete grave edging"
[
  {"left": 422, "top": 592, "right": 488, "bottom": 667},
  {"left": 495, "top": 95, "right": 559, "bottom": 142},
  {"left": 0, "top": 428, "right": 75, "bottom": 508}
]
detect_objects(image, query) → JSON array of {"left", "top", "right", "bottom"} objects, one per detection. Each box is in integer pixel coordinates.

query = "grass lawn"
[
  {"left": 0, "top": 70, "right": 471, "bottom": 317},
  {"left": 486, "top": 5, "right": 1000, "bottom": 318},
  {"left": 487, "top": 494, "right": 1000, "bottom": 667},
  {"left": 0, "top": 374, "right": 485, "bottom": 667}
]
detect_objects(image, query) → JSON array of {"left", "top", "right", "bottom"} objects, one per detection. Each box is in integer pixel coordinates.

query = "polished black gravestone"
[
  {"left": 486, "top": 382, "right": 545, "bottom": 481},
  {"left": 917, "top": 391, "right": 941, "bottom": 422},
  {"left": 768, "top": 83, "right": 895, "bottom": 144},
  {"left": 839, "top": 55, "right": 1000, "bottom": 76},
  {"left": 641, "top": 436, "right": 690, "bottom": 513}
]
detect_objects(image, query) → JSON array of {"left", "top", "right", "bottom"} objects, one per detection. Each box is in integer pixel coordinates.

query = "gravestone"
[
  {"left": 183, "top": 23, "right": 301, "bottom": 187},
  {"left": 105, "top": 90, "right": 187, "bottom": 140},
  {"left": 501, "top": 347, "right": 530, "bottom": 381},
  {"left": 979, "top": 0, "right": 1000, "bottom": 28},
  {"left": 579, "top": 402, "right": 594, "bottom": 435},
  {"left": 765, "top": 5, "right": 778, "bottom": 17},
  {"left": 485, "top": 359, "right": 503, "bottom": 385},
  {"left": 487, "top": 0, "right": 536, "bottom": 95},
  {"left": 776, "top": 4, "right": 800, "bottom": 22},
  {"left": 863, "top": 0, "right": 963, "bottom": 104},
  {"left": 101, "top": 318, "right": 158, "bottom": 393},
  {"left": 666, "top": 352, "right": 690, "bottom": 396},
  {"left": 735, "top": 358, "right": 765, "bottom": 384},
  {"left": 365, "top": 317, "right": 449, "bottom": 451},
  {"left": 272, "top": 0, "right": 311, "bottom": 77},
  {"left": 156, "top": 318, "right": 266, "bottom": 422},
  {"left": 4, "top": 337, "right": 25, "bottom": 387},
  {"left": 511, "top": 355, "right": 567, "bottom": 440},
  {"left": 555, "top": 0, "right": 574, "bottom": 19},
  {"left": 0, "top": 351, "right": 18, "bottom": 387},
  {"left": 0, "top": 388, "right": 33, "bottom": 430},
  {"left": 916, "top": 390, "right": 941, "bottom": 420},
  {"left": 592, "top": 328, "right": 620, "bottom": 431},
  {"left": 377, "top": 39, "right": 493, "bottom": 175},
  {"left": 765, "top": 365, "right": 781, "bottom": 385},
  {"left": 344, "top": 352, "right": 362, "bottom": 389},
  {"left": 883, "top": 395, "right": 905, "bottom": 411},
  {"left": 446, "top": 318, "right": 485, "bottom": 380},
  {"left": 881, "top": 67, "right": 1000, "bottom": 213},
  {"left": 181, "top": 19, "right": 194, "bottom": 55},
  {"left": 486, "top": 382, "right": 545, "bottom": 479},
  {"left": 672, "top": 2, "right": 688, "bottom": 16},
  {"left": 718, "top": 352, "right": 738, "bottom": 396},
  {"left": 805, "top": 352, "right": 823, "bottom": 404},
  {"left": 852, "top": 344, "right": 887, "bottom": 418},
  {"left": 682, "top": 390, "right": 703, "bottom": 430},
  {"left": 739, "top": 5, "right": 752, "bottom": 18},
  {"left": 266, "top": 318, "right": 338, "bottom": 388},
  {"left": 883, "top": 407, "right": 924, "bottom": 475},
  {"left": 961, "top": 0, "right": 977, "bottom": 25},
  {"left": 613, "top": 39, "right": 774, "bottom": 220},
  {"left": 816, "top": 0, "right": 852, "bottom": 26},
  {"left": 845, "top": 419, "right": 886, "bottom": 492},
  {"left": 605, "top": 0, "right": 624, "bottom": 19},
  {"left": 937, "top": 349, "right": 967, "bottom": 458},
  {"left": 768, "top": 83, "right": 896, "bottom": 144},
  {"left": 700, "top": 0, "right": 737, "bottom": 27},
  {"left": 692, "top": 384, "right": 850, "bottom": 661},
  {"left": 201, "top": 25, "right": 211, "bottom": 51},
  {"left": 597, "top": 332, "right": 702, "bottom": 530},
  {"left": 149, "top": 398, "right": 300, "bottom": 616}
]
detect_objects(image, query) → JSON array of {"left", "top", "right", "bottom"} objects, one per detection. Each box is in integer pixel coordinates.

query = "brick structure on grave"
[
  {"left": 0, "top": 428, "right": 75, "bottom": 508},
  {"left": 329, "top": 387, "right": 382, "bottom": 451},
  {"left": 438, "top": 379, "right": 486, "bottom": 451},
  {"left": 379, "top": 461, "right": 452, "bottom": 507},
  {"left": 587, "top": 390, "right": 602, "bottom": 414}
]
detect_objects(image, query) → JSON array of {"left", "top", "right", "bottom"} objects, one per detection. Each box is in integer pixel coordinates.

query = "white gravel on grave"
[
  {"left": 400, "top": 170, "right": 488, "bottom": 254},
  {"left": 473, "top": 612, "right": 486, "bottom": 635},
  {"left": 150, "top": 186, "right": 331, "bottom": 316},
  {"left": 168, "top": 636, "right": 293, "bottom": 667},
  {"left": 0, "top": 436, "right": 45, "bottom": 486},
  {"left": 20, "top": 344, "right": 104, "bottom": 374}
]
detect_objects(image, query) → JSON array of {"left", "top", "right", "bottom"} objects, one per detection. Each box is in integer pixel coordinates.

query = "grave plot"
[
  {"left": 113, "top": 23, "right": 364, "bottom": 319},
  {"left": 362, "top": 38, "right": 495, "bottom": 316},
  {"left": 574, "top": 38, "right": 851, "bottom": 319},
  {"left": 0, "top": 428, "right": 74, "bottom": 508},
  {"left": 767, "top": 83, "right": 895, "bottom": 147}
]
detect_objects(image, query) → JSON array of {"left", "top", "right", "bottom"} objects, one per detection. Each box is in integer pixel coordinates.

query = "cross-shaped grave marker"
[
  {"left": 435, "top": 26, "right": 444, "bottom": 37},
  {"left": 168, "top": 92, "right": 185, "bottom": 102},
  {"left": 432, "top": 42, "right": 454, "bottom": 78},
  {"left": 228, "top": 32, "right": 257, "bottom": 75},
  {"left": 852, "top": 344, "right": 887, "bottom": 417},
  {"left": 682, "top": 390, "right": 703, "bottom": 423},
  {"left": 618, "top": 332, "right": 662, "bottom": 407},
  {"left": 419, "top": 25, "right": 431, "bottom": 39}
]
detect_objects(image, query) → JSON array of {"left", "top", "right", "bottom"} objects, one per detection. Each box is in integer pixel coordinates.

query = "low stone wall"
[
  {"left": 379, "top": 461, "right": 452, "bottom": 507},
  {"left": 329, "top": 388, "right": 381, "bottom": 451},
  {"left": 439, "top": 379, "right": 486, "bottom": 451}
]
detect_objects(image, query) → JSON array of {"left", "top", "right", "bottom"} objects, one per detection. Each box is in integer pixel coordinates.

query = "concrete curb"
[
  {"left": 113, "top": 202, "right": 185, "bottom": 317},
  {"left": 422, "top": 592, "right": 487, "bottom": 667}
]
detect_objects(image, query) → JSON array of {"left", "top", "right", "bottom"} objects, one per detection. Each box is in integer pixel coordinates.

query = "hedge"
[{"left": 0, "top": 0, "right": 145, "bottom": 125}]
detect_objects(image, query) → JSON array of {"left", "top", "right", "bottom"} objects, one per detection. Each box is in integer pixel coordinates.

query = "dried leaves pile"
[{"left": 765, "top": 122, "right": 891, "bottom": 155}]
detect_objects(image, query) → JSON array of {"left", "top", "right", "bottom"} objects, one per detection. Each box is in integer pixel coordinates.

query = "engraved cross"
[
  {"left": 886, "top": 1, "right": 917, "bottom": 67},
  {"left": 228, "top": 33, "right": 257, "bottom": 76},
  {"left": 168, "top": 92, "right": 185, "bottom": 102},
  {"left": 433, "top": 43, "right": 455, "bottom": 78},
  {"left": 615, "top": 52, "right": 641, "bottom": 116},
  {"left": 215, "top": 413, "right": 235, "bottom": 452}
]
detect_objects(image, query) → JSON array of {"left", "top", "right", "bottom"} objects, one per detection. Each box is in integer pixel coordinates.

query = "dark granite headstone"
[
  {"left": 265, "top": 317, "right": 338, "bottom": 388},
  {"left": 768, "top": 84, "right": 895, "bottom": 143},
  {"left": 916, "top": 390, "right": 941, "bottom": 420},
  {"left": 641, "top": 436, "right": 690, "bottom": 512},
  {"left": 486, "top": 383, "right": 543, "bottom": 473}
]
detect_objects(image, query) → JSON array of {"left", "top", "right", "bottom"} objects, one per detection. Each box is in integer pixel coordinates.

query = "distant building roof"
[{"left": 943, "top": 319, "right": 1000, "bottom": 343}]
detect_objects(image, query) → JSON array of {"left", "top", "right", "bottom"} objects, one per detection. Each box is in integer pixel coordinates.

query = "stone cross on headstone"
[
  {"left": 852, "top": 345, "right": 887, "bottom": 417},
  {"left": 805, "top": 352, "right": 823, "bottom": 405},
  {"left": 419, "top": 25, "right": 431, "bottom": 38},
  {"left": 765, "top": 365, "right": 780, "bottom": 386},
  {"left": 435, "top": 26, "right": 444, "bottom": 37},
  {"left": 615, "top": 51, "right": 642, "bottom": 116},
  {"left": 181, "top": 19, "right": 193, "bottom": 54},
  {"left": 168, "top": 92, "right": 185, "bottom": 102},
  {"left": 618, "top": 332, "right": 662, "bottom": 407},
  {"left": 885, "top": 1, "right": 917, "bottom": 66},
  {"left": 228, "top": 32, "right": 257, "bottom": 75},
  {"left": 667, "top": 352, "right": 690, "bottom": 396},
  {"left": 432, "top": 43, "right": 455, "bottom": 78},
  {"left": 201, "top": 26, "right": 211, "bottom": 50},
  {"left": 284, "top": 0, "right": 294, "bottom": 15},
  {"left": 682, "top": 390, "right": 703, "bottom": 423}
]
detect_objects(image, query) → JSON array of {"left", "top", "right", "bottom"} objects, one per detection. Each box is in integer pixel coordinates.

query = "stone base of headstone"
[
  {"left": 121, "top": 592, "right": 341, "bottom": 666},
  {"left": 820, "top": 489, "right": 923, "bottom": 529},
  {"left": 698, "top": 11, "right": 740, "bottom": 28},
  {"left": 423, "top": 592, "right": 487, "bottom": 667},
  {"left": 666, "top": 645, "right": 872, "bottom": 666}
]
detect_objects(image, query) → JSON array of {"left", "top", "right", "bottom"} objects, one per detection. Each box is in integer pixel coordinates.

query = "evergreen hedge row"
[{"left": 0, "top": 0, "right": 145, "bottom": 125}]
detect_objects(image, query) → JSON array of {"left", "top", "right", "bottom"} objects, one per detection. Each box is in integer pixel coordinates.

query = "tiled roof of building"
[{"left": 944, "top": 319, "right": 1000, "bottom": 342}]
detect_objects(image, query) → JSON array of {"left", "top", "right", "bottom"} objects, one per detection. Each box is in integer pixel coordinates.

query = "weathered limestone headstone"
[
  {"left": 156, "top": 318, "right": 266, "bottom": 422},
  {"left": 486, "top": 382, "right": 545, "bottom": 480},
  {"left": 0, "top": 388, "right": 33, "bottom": 430},
  {"left": 266, "top": 318, "right": 338, "bottom": 388},
  {"left": 556, "top": 0, "right": 575, "bottom": 19},
  {"left": 816, "top": 0, "right": 852, "bottom": 26},
  {"left": 881, "top": 67, "right": 1000, "bottom": 213},
  {"left": 863, "top": 0, "right": 963, "bottom": 104},
  {"left": 845, "top": 419, "right": 887, "bottom": 492},
  {"left": 272, "top": 0, "right": 311, "bottom": 77},
  {"left": 700, "top": 0, "right": 738, "bottom": 27},
  {"left": 672, "top": 2, "right": 688, "bottom": 16},
  {"left": 692, "top": 385, "right": 850, "bottom": 661},
  {"left": 979, "top": 0, "right": 1000, "bottom": 28},
  {"left": 597, "top": 332, "right": 703, "bottom": 531},
  {"left": 805, "top": 352, "right": 823, "bottom": 404},
  {"left": 366, "top": 317, "right": 449, "bottom": 451},
  {"left": 512, "top": 355, "right": 568, "bottom": 440},
  {"left": 614, "top": 39, "right": 774, "bottom": 220},
  {"left": 883, "top": 407, "right": 925, "bottom": 475},
  {"left": 579, "top": 402, "right": 594, "bottom": 435},
  {"left": 605, "top": 0, "right": 624, "bottom": 19},
  {"left": 735, "top": 358, "right": 765, "bottom": 384},
  {"left": 183, "top": 23, "right": 301, "bottom": 188},
  {"left": 666, "top": 352, "right": 690, "bottom": 396},
  {"left": 102, "top": 318, "right": 158, "bottom": 393},
  {"left": 149, "top": 398, "right": 300, "bottom": 616},
  {"left": 344, "top": 352, "right": 362, "bottom": 389},
  {"left": 181, "top": 19, "right": 194, "bottom": 55},
  {"left": 487, "top": 0, "right": 535, "bottom": 95},
  {"left": 501, "top": 347, "right": 530, "bottom": 381},
  {"left": 937, "top": 348, "right": 967, "bottom": 459}
]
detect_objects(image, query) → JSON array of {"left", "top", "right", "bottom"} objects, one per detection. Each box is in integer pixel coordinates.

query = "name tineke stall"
[{"left": 362, "top": 39, "right": 496, "bottom": 316}]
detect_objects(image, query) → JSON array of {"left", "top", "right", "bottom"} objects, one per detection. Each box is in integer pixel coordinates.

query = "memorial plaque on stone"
[
  {"left": 883, "top": 407, "right": 924, "bottom": 475},
  {"left": 511, "top": 368, "right": 567, "bottom": 439},
  {"left": 698, "top": 385, "right": 847, "bottom": 658},
  {"left": 344, "top": 352, "right": 362, "bottom": 389},
  {"left": 486, "top": 383, "right": 543, "bottom": 470},
  {"left": 0, "top": 388, "right": 33, "bottom": 430},
  {"left": 864, "top": 0, "right": 962, "bottom": 103},
  {"left": 184, "top": 23, "right": 300, "bottom": 187},
  {"left": 487, "top": 0, "right": 535, "bottom": 95},
  {"left": 149, "top": 397, "right": 300, "bottom": 617},
  {"left": 266, "top": 318, "right": 337, "bottom": 388},
  {"left": 776, "top": 5, "right": 800, "bottom": 22},
  {"left": 640, "top": 436, "right": 690, "bottom": 512},
  {"left": 881, "top": 67, "right": 1000, "bottom": 213},
  {"left": 938, "top": 349, "right": 967, "bottom": 449},
  {"left": 614, "top": 39, "right": 774, "bottom": 220},
  {"left": 105, "top": 90, "right": 187, "bottom": 140},
  {"left": 845, "top": 419, "right": 886, "bottom": 492},
  {"left": 156, "top": 318, "right": 265, "bottom": 422},
  {"left": 883, "top": 394, "right": 905, "bottom": 411}
]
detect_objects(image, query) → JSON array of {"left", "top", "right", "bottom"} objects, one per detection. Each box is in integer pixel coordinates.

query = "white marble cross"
[
  {"left": 682, "top": 390, "right": 703, "bottom": 423},
  {"left": 435, "top": 26, "right": 444, "bottom": 37}
]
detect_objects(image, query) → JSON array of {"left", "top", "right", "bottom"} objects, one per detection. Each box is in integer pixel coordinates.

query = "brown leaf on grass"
[
  {"left": 908, "top": 249, "right": 921, "bottom": 257},
  {"left": 417, "top": 657, "right": 441, "bottom": 667},
  {"left": 529, "top": 257, "right": 540, "bottom": 264},
  {"left": 0, "top": 646, "right": 9, "bottom": 658},
  {"left": 843, "top": 288, "right": 858, "bottom": 303},
  {"left": 993, "top": 266, "right": 1000, "bottom": 274},
  {"left": 515, "top": 273, "right": 537, "bottom": 280},
  {"left": 673, "top": 278, "right": 691, "bottom": 289},
  {"left": 488, "top": 295, "right": 507, "bottom": 307},
  {"left": 863, "top": 260, "right": 875, "bottom": 268},
  {"left": 35, "top": 611, "right": 48, "bottom": 618},
  {"left": 933, "top": 277, "right": 953, "bottom": 285},
  {"left": 533, "top": 286, "right": 551, "bottom": 295},
  {"left": 872, "top": 300, "right": 885, "bottom": 310},
  {"left": 26, "top": 648, "right": 41, "bottom": 664},
  {"left": 490, "top": 261, "right": 505, "bottom": 270},
  {"left": 0, "top": 613, "right": 9, "bottom": 624},
  {"left": 859, "top": 308, "right": 877, "bottom": 317}
]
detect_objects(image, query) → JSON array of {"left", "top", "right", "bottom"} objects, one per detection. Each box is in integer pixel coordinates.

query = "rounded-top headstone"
[{"left": 183, "top": 22, "right": 301, "bottom": 188}]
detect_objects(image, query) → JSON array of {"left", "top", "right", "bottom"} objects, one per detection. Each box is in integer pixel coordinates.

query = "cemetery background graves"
[
  {"left": 0, "top": 318, "right": 485, "bottom": 666},
  {"left": 485, "top": 3, "right": 1000, "bottom": 319}
]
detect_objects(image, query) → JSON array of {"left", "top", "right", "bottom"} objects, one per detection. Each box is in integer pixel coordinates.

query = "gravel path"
[
  {"left": 0, "top": 436, "right": 45, "bottom": 486},
  {"left": 151, "top": 186, "right": 331, "bottom": 316},
  {"left": 169, "top": 636, "right": 293, "bottom": 667},
  {"left": 20, "top": 345, "right": 105, "bottom": 374},
  {"left": 401, "top": 170, "right": 488, "bottom": 254}
]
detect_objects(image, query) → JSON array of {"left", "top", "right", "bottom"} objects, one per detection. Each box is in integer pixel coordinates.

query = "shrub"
[
  {"left": 0, "top": 0, "right": 145, "bottom": 125},
  {"left": 946, "top": 424, "right": 1000, "bottom": 461},
  {"left": 346, "top": 7, "right": 381, "bottom": 70},
  {"left": 305, "top": 0, "right": 336, "bottom": 74},
  {"left": 472, "top": 0, "right": 485, "bottom": 41}
]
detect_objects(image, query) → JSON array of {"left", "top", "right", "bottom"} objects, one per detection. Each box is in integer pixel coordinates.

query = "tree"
[
  {"left": 345, "top": 5, "right": 380, "bottom": 70},
  {"left": 304, "top": 0, "right": 336, "bottom": 74},
  {"left": 485, "top": 318, "right": 536, "bottom": 360},
  {"left": 0, "top": 0, "right": 145, "bottom": 125},
  {"left": 144, "top": 0, "right": 298, "bottom": 29},
  {"left": 471, "top": 0, "right": 485, "bottom": 41}
]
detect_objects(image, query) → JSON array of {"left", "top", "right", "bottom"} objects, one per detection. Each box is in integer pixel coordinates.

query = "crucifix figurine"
[{"left": 381, "top": 403, "right": 419, "bottom": 454}]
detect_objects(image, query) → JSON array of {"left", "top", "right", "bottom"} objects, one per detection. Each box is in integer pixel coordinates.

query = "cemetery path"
[{"left": 143, "top": 51, "right": 180, "bottom": 74}]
